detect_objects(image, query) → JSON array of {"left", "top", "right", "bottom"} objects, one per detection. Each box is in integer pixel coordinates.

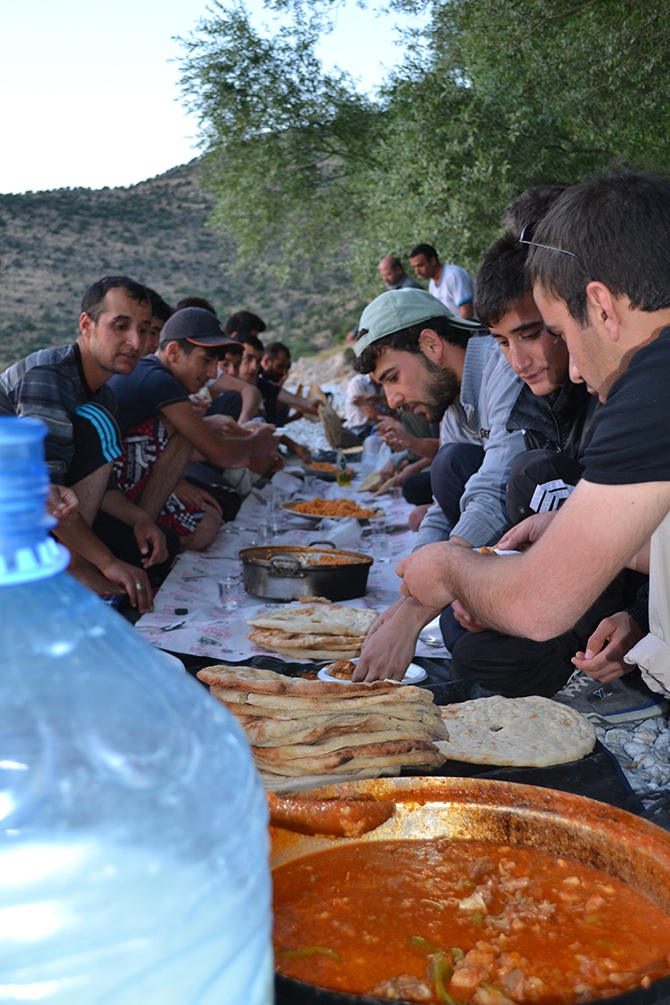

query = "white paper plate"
[{"left": 318, "top": 659, "right": 427, "bottom": 685}]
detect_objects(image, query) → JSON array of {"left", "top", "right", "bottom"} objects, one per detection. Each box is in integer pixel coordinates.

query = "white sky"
[{"left": 0, "top": 0, "right": 416, "bottom": 194}]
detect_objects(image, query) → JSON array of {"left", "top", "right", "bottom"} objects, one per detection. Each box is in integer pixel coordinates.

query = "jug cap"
[{"left": 0, "top": 417, "right": 69, "bottom": 585}]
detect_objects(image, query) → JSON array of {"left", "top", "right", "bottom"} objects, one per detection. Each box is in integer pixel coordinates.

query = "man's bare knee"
[
  {"left": 180, "top": 511, "right": 222, "bottom": 552},
  {"left": 70, "top": 462, "right": 113, "bottom": 525}
]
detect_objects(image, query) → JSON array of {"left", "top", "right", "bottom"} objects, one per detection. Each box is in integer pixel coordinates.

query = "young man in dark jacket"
[{"left": 423, "top": 230, "right": 656, "bottom": 716}]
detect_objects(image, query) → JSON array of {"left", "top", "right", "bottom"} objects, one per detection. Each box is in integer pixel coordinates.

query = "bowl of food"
[
  {"left": 282, "top": 499, "right": 385, "bottom": 522},
  {"left": 272, "top": 776, "right": 670, "bottom": 1005},
  {"left": 239, "top": 545, "right": 374, "bottom": 601}
]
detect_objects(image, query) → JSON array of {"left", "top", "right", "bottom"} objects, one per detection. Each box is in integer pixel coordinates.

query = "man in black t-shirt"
[{"left": 395, "top": 172, "right": 670, "bottom": 700}]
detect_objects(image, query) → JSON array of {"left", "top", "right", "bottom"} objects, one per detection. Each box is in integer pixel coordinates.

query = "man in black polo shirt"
[{"left": 397, "top": 172, "right": 670, "bottom": 702}]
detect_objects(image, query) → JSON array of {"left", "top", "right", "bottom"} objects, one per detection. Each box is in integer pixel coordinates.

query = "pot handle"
[
  {"left": 308, "top": 539, "right": 336, "bottom": 548},
  {"left": 268, "top": 555, "right": 306, "bottom": 577}
]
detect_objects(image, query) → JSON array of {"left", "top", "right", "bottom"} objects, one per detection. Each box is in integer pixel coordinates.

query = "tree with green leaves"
[{"left": 179, "top": 0, "right": 670, "bottom": 296}]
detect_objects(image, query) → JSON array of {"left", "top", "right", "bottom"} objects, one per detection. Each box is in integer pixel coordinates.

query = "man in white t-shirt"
[{"left": 409, "top": 243, "right": 474, "bottom": 319}]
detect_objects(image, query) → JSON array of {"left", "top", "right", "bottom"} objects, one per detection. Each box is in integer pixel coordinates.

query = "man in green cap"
[{"left": 352, "top": 288, "right": 525, "bottom": 681}]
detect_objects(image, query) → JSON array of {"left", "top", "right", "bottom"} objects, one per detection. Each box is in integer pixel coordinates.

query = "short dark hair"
[
  {"left": 263, "top": 341, "right": 290, "bottom": 360},
  {"left": 223, "top": 310, "right": 266, "bottom": 336},
  {"left": 355, "top": 315, "right": 471, "bottom": 374},
  {"left": 233, "top": 332, "right": 265, "bottom": 354},
  {"left": 146, "top": 287, "right": 174, "bottom": 323},
  {"left": 504, "top": 185, "right": 568, "bottom": 238},
  {"left": 175, "top": 296, "right": 218, "bottom": 316},
  {"left": 474, "top": 232, "right": 530, "bottom": 328},
  {"left": 527, "top": 171, "right": 670, "bottom": 324},
  {"left": 81, "top": 276, "right": 149, "bottom": 323},
  {"left": 158, "top": 338, "right": 225, "bottom": 359},
  {"left": 409, "top": 243, "right": 438, "bottom": 261}
]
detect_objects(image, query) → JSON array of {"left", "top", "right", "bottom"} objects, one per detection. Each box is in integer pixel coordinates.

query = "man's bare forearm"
[
  {"left": 54, "top": 515, "right": 119, "bottom": 574},
  {"left": 398, "top": 479, "right": 670, "bottom": 641},
  {"left": 136, "top": 435, "right": 193, "bottom": 520},
  {"left": 405, "top": 435, "right": 439, "bottom": 460}
]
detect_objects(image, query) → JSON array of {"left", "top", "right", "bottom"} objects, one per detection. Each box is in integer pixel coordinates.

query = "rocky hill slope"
[{"left": 0, "top": 159, "right": 364, "bottom": 370}]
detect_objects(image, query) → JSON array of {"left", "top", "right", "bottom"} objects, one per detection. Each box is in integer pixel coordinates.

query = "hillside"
[{"left": 0, "top": 160, "right": 364, "bottom": 370}]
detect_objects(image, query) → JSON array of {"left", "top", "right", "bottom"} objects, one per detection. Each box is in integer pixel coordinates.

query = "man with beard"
[{"left": 351, "top": 288, "right": 525, "bottom": 680}]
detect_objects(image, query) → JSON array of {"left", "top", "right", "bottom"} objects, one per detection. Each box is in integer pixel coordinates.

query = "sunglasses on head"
[{"left": 519, "top": 224, "right": 589, "bottom": 276}]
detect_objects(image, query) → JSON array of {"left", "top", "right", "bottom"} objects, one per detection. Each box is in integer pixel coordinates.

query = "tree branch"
[{"left": 510, "top": 0, "right": 608, "bottom": 46}]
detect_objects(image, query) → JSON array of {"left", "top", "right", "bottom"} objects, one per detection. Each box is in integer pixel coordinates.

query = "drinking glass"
[
  {"left": 218, "top": 571, "right": 243, "bottom": 610},
  {"left": 368, "top": 517, "right": 389, "bottom": 561}
]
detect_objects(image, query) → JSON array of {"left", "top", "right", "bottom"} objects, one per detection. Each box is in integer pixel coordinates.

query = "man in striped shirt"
[{"left": 0, "top": 276, "right": 169, "bottom": 611}]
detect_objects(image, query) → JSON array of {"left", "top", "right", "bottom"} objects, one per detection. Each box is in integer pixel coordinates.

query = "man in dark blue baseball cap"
[{"left": 109, "top": 307, "right": 278, "bottom": 551}]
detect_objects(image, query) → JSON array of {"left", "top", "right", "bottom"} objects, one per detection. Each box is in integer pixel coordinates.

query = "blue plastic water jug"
[{"left": 0, "top": 417, "right": 273, "bottom": 1004}]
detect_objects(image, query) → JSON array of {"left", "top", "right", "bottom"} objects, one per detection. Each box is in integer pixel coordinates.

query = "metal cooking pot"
[
  {"left": 239, "top": 543, "right": 373, "bottom": 602},
  {"left": 272, "top": 776, "right": 670, "bottom": 1005}
]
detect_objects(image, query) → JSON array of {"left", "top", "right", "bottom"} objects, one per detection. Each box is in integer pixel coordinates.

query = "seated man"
[
  {"left": 351, "top": 288, "right": 525, "bottom": 680},
  {"left": 378, "top": 255, "right": 421, "bottom": 291},
  {"left": 344, "top": 372, "right": 391, "bottom": 441},
  {"left": 225, "top": 312, "right": 321, "bottom": 422},
  {"left": 438, "top": 231, "right": 630, "bottom": 698},
  {"left": 260, "top": 341, "right": 292, "bottom": 426},
  {"left": 397, "top": 172, "right": 670, "bottom": 709},
  {"left": 409, "top": 243, "right": 475, "bottom": 319},
  {"left": 374, "top": 412, "right": 439, "bottom": 505},
  {"left": 0, "top": 275, "right": 168, "bottom": 611},
  {"left": 232, "top": 330, "right": 311, "bottom": 462},
  {"left": 109, "top": 307, "right": 278, "bottom": 550},
  {"left": 144, "top": 288, "right": 174, "bottom": 355}
]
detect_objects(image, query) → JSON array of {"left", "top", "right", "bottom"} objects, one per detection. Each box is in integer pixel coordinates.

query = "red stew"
[{"left": 273, "top": 838, "right": 670, "bottom": 1004}]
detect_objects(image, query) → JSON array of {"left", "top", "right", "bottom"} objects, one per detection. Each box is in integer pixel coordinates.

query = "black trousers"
[
  {"left": 447, "top": 575, "right": 626, "bottom": 697},
  {"left": 402, "top": 469, "right": 433, "bottom": 505},
  {"left": 92, "top": 511, "right": 180, "bottom": 588},
  {"left": 430, "top": 442, "right": 485, "bottom": 527},
  {"left": 442, "top": 447, "right": 625, "bottom": 697}
]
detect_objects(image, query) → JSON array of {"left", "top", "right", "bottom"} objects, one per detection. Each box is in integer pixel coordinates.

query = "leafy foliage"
[{"left": 179, "top": 0, "right": 670, "bottom": 293}]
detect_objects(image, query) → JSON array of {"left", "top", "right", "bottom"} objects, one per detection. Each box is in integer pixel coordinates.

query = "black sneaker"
[{"left": 551, "top": 670, "right": 668, "bottom": 725}]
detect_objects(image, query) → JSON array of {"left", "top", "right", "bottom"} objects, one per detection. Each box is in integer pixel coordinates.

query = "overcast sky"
[{"left": 1, "top": 0, "right": 415, "bottom": 194}]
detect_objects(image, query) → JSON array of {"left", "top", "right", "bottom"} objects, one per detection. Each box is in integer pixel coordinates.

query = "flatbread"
[
  {"left": 254, "top": 738, "right": 444, "bottom": 775},
  {"left": 254, "top": 726, "right": 440, "bottom": 760},
  {"left": 246, "top": 604, "right": 378, "bottom": 637},
  {"left": 318, "top": 402, "right": 343, "bottom": 448},
  {"left": 374, "top": 476, "right": 398, "bottom": 497},
  {"left": 357, "top": 470, "right": 385, "bottom": 493},
  {"left": 298, "top": 595, "right": 332, "bottom": 604},
  {"left": 247, "top": 627, "right": 365, "bottom": 650},
  {"left": 256, "top": 646, "right": 365, "bottom": 660},
  {"left": 436, "top": 695, "right": 596, "bottom": 767},
  {"left": 220, "top": 699, "right": 447, "bottom": 731},
  {"left": 198, "top": 664, "right": 447, "bottom": 785},
  {"left": 237, "top": 711, "right": 444, "bottom": 746},
  {"left": 199, "top": 665, "right": 396, "bottom": 696},
  {"left": 209, "top": 686, "right": 437, "bottom": 713}
]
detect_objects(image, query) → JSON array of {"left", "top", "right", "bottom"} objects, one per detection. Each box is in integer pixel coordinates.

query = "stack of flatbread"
[
  {"left": 197, "top": 664, "right": 447, "bottom": 791},
  {"left": 436, "top": 695, "right": 596, "bottom": 767},
  {"left": 318, "top": 402, "right": 343, "bottom": 448},
  {"left": 247, "top": 604, "right": 378, "bottom": 660},
  {"left": 357, "top": 470, "right": 386, "bottom": 493}
]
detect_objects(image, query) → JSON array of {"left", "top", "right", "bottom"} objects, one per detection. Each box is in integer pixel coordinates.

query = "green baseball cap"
[{"left": 354, "top": 288, "right": 484, "bottom": 357}]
